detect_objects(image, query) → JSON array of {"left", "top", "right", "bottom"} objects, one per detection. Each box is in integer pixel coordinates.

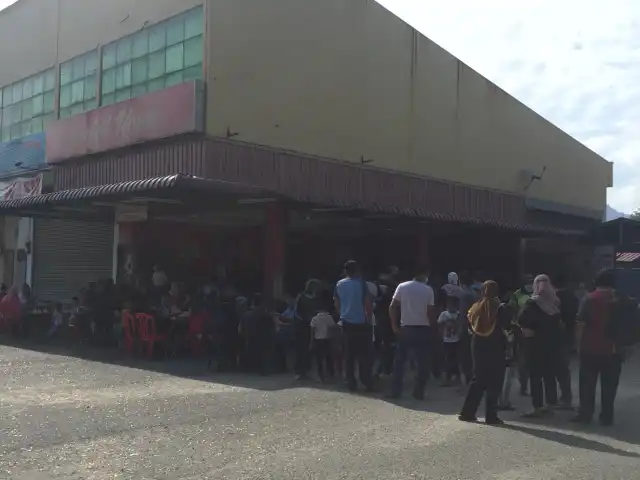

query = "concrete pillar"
[
  {"left": 24, "top": 218, "right": 33, "bottom": 287},
  {"left": 112, "top": 222, "right": 120, "bottom": 282},
  {"left": 264, "top": 202, "right": 286, "bottom": 300}
]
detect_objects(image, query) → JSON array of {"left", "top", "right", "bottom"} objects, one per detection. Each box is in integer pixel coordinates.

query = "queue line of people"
[
  {"left": 4, "top": 257, "right": 633, "bottom": 429},
  {"left": 459, "top": 269, "right": 636, "bottom": 426},
  {"left": 321, "top": 261, "right": 635, "bottom": 427}
]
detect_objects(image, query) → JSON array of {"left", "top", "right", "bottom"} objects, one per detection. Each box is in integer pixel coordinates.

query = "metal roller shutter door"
[{"left": 33, "top": 218, "right": 113, "bottom": 302}]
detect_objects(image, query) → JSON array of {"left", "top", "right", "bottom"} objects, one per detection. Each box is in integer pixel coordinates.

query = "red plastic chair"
[
  {"left": 121, "top": 310, "right": 137, "bottom": 356},
  {"left": 136, "top": 313, "right": 169, "bottom": 359}
]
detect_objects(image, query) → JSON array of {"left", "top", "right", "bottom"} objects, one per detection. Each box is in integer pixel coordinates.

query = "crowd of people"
[
  {"left": 292, "top": 261, "right": 637, "bottom": 427},
  {"left": 1, "top": 257, "right": 636, "bottom": 428}
]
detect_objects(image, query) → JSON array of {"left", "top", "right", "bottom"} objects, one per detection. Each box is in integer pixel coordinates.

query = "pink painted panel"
[{"left": 46, "top": 81, "right": 203, "bottom": 164}]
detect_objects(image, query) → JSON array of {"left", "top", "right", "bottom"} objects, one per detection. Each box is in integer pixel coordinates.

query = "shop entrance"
[
  {"left": 121, "top": 220, "right": 265, "bottom": 294},
  {"left": 284, "top": 211, "right": 523, "bottom": 295}
]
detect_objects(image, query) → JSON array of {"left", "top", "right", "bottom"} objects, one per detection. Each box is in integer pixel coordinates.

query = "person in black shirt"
[
  {"left": 517, "top": 274, "right": 562, "bottom": 417},
  {"left": 458, "top": 271, "right": 478, "bottom": 386},
  {"left": 374, "top": 272, "right": 396, "bottom": 378},
  {"left": 240, "top": 294, "right": 277, "bottom": 375},
  {"left": 459, "top": 280, "right": 510, "bottom": 425},
  {"left": 554, "top": 274, "right": 578, "bottom": 409}
]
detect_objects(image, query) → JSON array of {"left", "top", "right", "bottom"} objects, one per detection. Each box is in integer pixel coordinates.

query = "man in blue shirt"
[{"left": 334, "top": 260, "right": 374, "bottom": 392}]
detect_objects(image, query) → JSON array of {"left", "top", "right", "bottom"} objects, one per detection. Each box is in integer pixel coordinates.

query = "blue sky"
[
  {"left": 2, "top": 0, "right": 634, "bottom": 212},
  {"left": 377, "top": 0, "right": 638, "bottom": 213}
]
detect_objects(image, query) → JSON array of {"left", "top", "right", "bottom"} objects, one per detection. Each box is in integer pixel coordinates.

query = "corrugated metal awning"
[
  {"left": 0, "top": 174, "right": 278, "bottom": 221},
  {"left": 0, "top": 174, "right": 584, "bottom": 235},
  {"left": 330, "top": 202, "right": 585, "bottom": 236},
  {"left": 0, "top": 174, "right": 274, "bottom": 209}
]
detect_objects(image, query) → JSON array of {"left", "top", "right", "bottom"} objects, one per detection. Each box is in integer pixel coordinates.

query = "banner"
[{"left": 0, "top": 174, "right": 43, "bottom": 200}]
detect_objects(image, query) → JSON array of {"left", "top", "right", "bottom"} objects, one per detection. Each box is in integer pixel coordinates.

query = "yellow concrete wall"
[
  {"left": 0, "top": 0, "right": 203, "bottom": 86},
  {"left": 0, "top": 0, "right": 611, "bottom": 216},
  {"left": 207, "top": 0, "right": 611, "bottom": 216}
]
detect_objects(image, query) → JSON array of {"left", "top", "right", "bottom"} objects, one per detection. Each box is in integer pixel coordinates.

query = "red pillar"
[{"left": 264, "top": 201, "right": 286, "bottom": 299}]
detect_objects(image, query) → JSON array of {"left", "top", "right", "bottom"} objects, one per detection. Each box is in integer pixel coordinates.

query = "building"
[{"left": 0, "top": 0, "right": 613, "bottom": 301}]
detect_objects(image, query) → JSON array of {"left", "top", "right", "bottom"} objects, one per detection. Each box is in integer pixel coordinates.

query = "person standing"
[
  {"left": 433, "top": 272, "right": 463, "bottom": 380},
  {"left": 310, "top": 291, "right": 337, "bottom": 382},
  {"left": 459, "top": 280, "right": 510, "bottom": 425},
  {"left": 438, "top": 296, "right": 462, "bottom": 386},
  {"left": 517, "top": 274, "right": 562, "bottom": 418},
  {"left": 510, "top": 274, "right": 534, "bottom": 396},
  {"left": 441, "top": 272, "right": 464, "bottom": 300},
  {"left": 572, "top": 269, "right": 628, "bottom": 426},
  {"left": 334, "top": 260, "right": 374, "bottom": 392},
  {"left": 239, "top": 294, "right": 277, "bottom": 375},
  {"left": 293, "top": 279, "right": 322, "bottom": 381},
  {"left": 388, "top": 264, "right": 436, "bottom": 400},
  {"left": 373, "top": 278, "right": 395, "bottom": 378},
  {"left": 458, "top": 271, "right": 478, "bottom": 386},
  {"left": 554, "top": 274, "right": 578, "bottom": 409},
  {"left": 497, "top": 325, "right": 518, "bottom": 411}
]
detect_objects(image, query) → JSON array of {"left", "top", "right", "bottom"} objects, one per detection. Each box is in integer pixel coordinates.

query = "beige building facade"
[
  {"left": 0, "top": 0, "right": 614, "bottom": 298},
  {"left": 0, "top": 0, "right": 611, "bottom": 221}
]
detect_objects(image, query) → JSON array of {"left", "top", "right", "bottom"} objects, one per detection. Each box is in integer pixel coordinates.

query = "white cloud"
[
  {"left": 0, "top": 0, "right": 17, "bottom": 12},
  {"left": 377, "top": 0, "right": 640, "bottom": 213}
]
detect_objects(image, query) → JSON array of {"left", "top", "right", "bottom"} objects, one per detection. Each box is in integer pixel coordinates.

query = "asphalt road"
[{"left": 1, "top": 343, "right": 639, "bottom": 480}]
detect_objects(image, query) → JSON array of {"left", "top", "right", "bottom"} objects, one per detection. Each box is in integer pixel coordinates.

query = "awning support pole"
[{"left": 264, "top": 202, "right": 287, "bottom": 300}]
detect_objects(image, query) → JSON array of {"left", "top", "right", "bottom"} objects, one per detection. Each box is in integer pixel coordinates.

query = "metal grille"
[{"left": 32, "top": 218, "right": 114, "bottom": 302}]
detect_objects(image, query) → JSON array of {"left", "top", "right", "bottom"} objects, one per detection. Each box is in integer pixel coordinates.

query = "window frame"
[
  {"left": 59, "top": 49, "right": 99, "bottom": 119},
  {"left": 100, "top": 6, "right": 204, "bottom": 107},
  {"left": 0, "top": 68, "right": 56, "bottom": 142}
]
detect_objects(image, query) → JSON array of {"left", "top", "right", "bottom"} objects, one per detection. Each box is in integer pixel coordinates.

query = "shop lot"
[{"left": 1, "top": 344, "right": 639, "bottom": 480}]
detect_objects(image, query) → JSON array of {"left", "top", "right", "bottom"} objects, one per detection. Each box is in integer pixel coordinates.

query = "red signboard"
[{"left": 46, "top": 81, "right": 203, "bottom": 164}]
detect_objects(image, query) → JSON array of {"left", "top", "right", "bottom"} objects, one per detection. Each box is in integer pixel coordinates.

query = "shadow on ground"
[
  {"left": 0, "top": 335, "right": 465, "bottom": 416},
  {"left": 2, "top": 336, "right": 640, "bottom": 444},
  {"left": 503, "top": 423, "right": 640, "bottom": 457},
  {"left": 510, "top": 398, "right": 640, "bottom": 447}
]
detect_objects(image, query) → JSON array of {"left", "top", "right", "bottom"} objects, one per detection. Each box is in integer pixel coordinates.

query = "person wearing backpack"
[
  {"left": 572, "top": 268, "right": 633, "bottom": 426},
  {"left": 334, "top": 260, "right": 375, "bottom": 392}
]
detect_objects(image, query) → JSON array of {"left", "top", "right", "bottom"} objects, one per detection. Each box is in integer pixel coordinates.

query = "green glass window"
[
  {"left": 59, "top": 50, "right": 98, "bottom": 119},
  {"left": 0, "top": 68, "right": 56, "bottom": 141},
  {"left": 100, "top": 6, "right": 203, "bottom": 107}
]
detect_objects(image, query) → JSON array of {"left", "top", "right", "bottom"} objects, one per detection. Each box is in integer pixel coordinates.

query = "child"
[
  {"left": 48, "top": 303, "right": 64, "bottom": 337},
  {"left": 310, "top": 292, "right": 336, "bottom": 382},
  {"left": 438, "top": 296, "right": 461, "bottom": 386}
]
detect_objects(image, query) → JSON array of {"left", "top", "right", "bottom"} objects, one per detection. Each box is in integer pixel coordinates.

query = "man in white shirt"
[{"left": 387, "top": 264, "right": 436, "bottom": 400}]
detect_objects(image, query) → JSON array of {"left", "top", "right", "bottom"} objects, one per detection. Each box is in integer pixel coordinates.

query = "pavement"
[{"left": 1, "top": 341, "right": 639, "bottom": 480}]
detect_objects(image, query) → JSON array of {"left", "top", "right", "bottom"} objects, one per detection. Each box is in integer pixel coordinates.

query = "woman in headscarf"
[
  {"left": 441, "top": 272, "right": 464, "bottom": 300},
  {"left": 516, "top": 274, "right": 562, "bottom": 418},
  {"left": 459, "top": 280, "right": 511, "bottom": 425}
]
